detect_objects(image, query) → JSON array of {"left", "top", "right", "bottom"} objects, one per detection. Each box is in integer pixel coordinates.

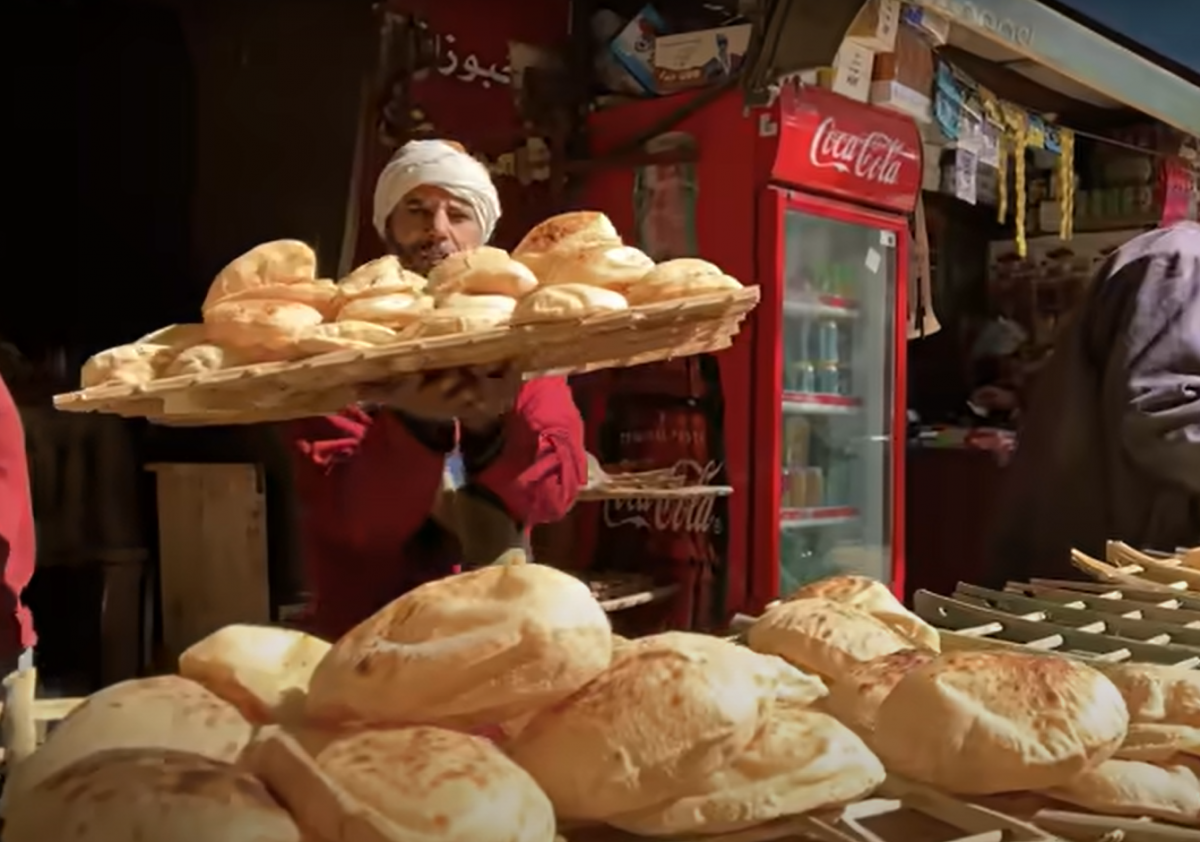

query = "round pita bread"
[
  {"left": 822, "top": 649, "right": 937, "bottom": 736},
  {"left": 538, "top": 245, "right": 654, "bottom": 293},
  {"left": 506, "top": 632, "right": 819, "bottom": 821},
  {"left": 512, "top": 211, "right": 621, "bottom": 280},
  {"left": 1, "top": 676, "right": 252, "bottom": 812},
  {"left": 1114, "top": 723, "right": 1200, "bottom": 762},
  {"left": 336, "top": 292, "right": 433, "bottom": 327},
  {"left": 203, "top": 299, "right": 325, "bottom": 351},
  {"left": 295, "top": 321, "right": 399, "bottom": 355},
  {"left": 510, "top": 284, "right": 628, "bottom": 323},
  {"left": 305, "top": 563, "right": 612, "bottom": 731},
  {"left": 427, "top": 247, "right": 538, "bottom": 297},
  {"left": 206, "top": 279, "right": 340, "bottom": 319},
  {"left": 179, "top": 624, "right": 332, "bottom": 724},
  {"left": 1095, "top": 662, "right": 1200, "bottom": 726},
  {"left": 203, "top": 240, "right": 318, "bottom": 310},
  {"left": 400, "top": 309, "right": 511, "bottom": 338},
  {"left": 337, "top": 256, "right": 427, "bottom": 300},
  {"left": 608, "top": 706, "right": 885, "bottom": 836},
  {"left": 783, "top": 575, "right": 941, "bottom": 652},
  {"left": 80, "top": 342, "right": 174, "bottom": 388},
  {"left": 4, "top": 748, "right": 304, "bottom": 842},
  {"left": 873, "top": 652, "right": 1129, "bottom": 794},
  {"left": 625, "top": 258, "right": 742, "bottom": 305},
  {"left": 162, "top": 343, "right": 264, "bottom": 377},
  {"left": 746, "top": 597, "right": 914, "bottom": 680},
  {"left": 246, "top": 726, "right": 555, "bottom": 842},
  {"left": 1045, "top": 756, "right": 1200, "bottom": 826}
]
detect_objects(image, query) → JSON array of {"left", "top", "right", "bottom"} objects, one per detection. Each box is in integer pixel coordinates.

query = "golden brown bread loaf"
[
  {"left": 305, "top": 563, "right": 612, "bottom": 730},
  {"left": 203, "top": 299, "right": 326, "bottom": 351},
  {"left": 245, "top": 725, "right": 557, "bottom": 842},
  {"left": 537, "top": 244, "right": 654, "bottom": 293},
  {"left": 606, "top": 704, "right": 884, "bottom": 836},
  {"left": 80, "top": 342, "right": 175, "bottom": 388},
  {"left": 426, "top": 246, "right": 538, "bottom": 298},
  {"left": 746, "top": 597, "right": 914, "bottom": 680},
  {"left": 510, "top": 284, "right": 628, "bottom": 323},
  {"left": 203, "top": 240, "right": 318, "bottom": 310},
  {"left": 179, "top": 624, "right": 331, "bottom": 725},
  {"left": 783, "top": 574, "right": 941, "bottom": 652},
  {"left": 506, "top": 631, "right": 823, "bottom": 821},
  {"left": 209, "top": 280, "right": 340, "bottom": 319},
  {"left": 336, "top": 255, "right": 427, "bottom": 300},
  {"left": 625, "top": 258, "right": 742, "bottom": 305},
  {"left": 512, "top": 211, "right": 622, "bottom": 281},
  {"left": 335, "top": 292, "right": 434, "bottom": 327},
  {"left": 821, "top": 648, "right": 937, "bottom": 736},
  {"left": 4, "top": 748, "right": 306, "bottom": 842},
  {"left": 872, "top": 651, "right": 1129, "bottom": 794},
  {"left": 293, "top": 321, "right": 400, "bottom": 355},
  {"left": 1044, "top": 756, "right": 1200, "bottom": 826},
  {"left": 1114, "top": 723, "right": 1200, "bottom": 761},
  {"left": 0, "top": 676, "right": 252, "bottom": 813},
  {"left": 1096, "top": 662, "right": 1200, "bottom": 726}
]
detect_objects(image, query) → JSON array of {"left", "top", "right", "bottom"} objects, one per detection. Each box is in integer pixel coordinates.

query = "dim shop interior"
[{"left": 3, "top": 0, "right": 1198, "bottom": 696}]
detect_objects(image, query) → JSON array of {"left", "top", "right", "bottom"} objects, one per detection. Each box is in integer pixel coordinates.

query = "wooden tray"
[
  {"left": 52, "top": 289, "right": 758, "bottom": 426},
  {"left": 564, "top": 776, "right": 1057, "bottom": 842},
  {"left": 1069, "top": 543, "right": 1200, "bottom": 593}
]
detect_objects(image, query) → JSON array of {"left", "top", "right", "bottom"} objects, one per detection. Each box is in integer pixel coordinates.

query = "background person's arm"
[{"left": 1112, "top": 247, "right": 1200, "bottom": 493}]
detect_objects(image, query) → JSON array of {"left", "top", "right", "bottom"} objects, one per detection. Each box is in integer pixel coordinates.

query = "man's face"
[{"left": 386, "top": 184, "right": 484, "bottom": 275}]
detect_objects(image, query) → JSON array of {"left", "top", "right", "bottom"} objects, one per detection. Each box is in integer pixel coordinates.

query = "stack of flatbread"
[
  {"left": 510, "top": 211, "right": 742, "bottom": 324},
  {"left": 78, "top": 211, "right": 746, "bottom": 389},
  {"left": 749, "top": 575, "right": 1197, "bottom": 828}
]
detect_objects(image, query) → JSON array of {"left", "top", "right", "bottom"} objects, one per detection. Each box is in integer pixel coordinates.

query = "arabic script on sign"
[
  {"left": 602, "top": 460, "right": 724, "bottom": 534},
  {"left": 433, "top": 32, "right": 512, "bottom": 89},
  {"left": 809, "top": 117, "right": 914, "bottom": 186}
]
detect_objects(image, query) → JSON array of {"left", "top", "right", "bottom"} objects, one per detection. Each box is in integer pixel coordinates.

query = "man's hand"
[{"left": 360, "top": 363, "right": 522, "bottom": 430}]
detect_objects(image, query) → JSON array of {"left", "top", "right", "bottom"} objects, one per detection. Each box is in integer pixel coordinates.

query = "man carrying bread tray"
[{"left": 281, "top": 140, "right": 586, "bottom": 641}]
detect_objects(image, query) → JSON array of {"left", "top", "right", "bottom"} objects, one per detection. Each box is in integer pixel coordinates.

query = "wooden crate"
[
  {"left": 147, "top": 463, "right": 271, "bottom": 665},
  {"left": 52, "top": 289, "right": 758, "bottom": 426}
]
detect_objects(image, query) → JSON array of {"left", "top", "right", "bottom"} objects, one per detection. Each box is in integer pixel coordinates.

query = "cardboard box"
[
  {"left": 653, "top": 24, "right": 751, "bottom": 93},
  {"left": 870, "top": 23, "right": 934, "bottom": 121},
  {"left": 900, "top": 3, "right": 951, "bottom": 46},
  {"left": 818, "top": 41, "right": 875, "bottom": 103},
  {"left": 846, "top": 0, "right": 902, "bottom": 53}
]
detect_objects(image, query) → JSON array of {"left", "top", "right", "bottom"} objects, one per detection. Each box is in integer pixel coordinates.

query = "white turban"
[{"left": 372, "top": 139, "right": 501, "bottom": 242}]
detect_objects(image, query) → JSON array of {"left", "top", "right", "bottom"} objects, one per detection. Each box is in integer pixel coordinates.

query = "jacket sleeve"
[
  {"left": 1115, "top": 244, "right": 1200, "bottom": 494},
  {"left": 462, "top": 377, "right": 586, "bottom": 526}
]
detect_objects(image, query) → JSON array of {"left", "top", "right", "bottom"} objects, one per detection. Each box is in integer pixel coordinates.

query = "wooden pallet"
[
  {"left": 52, "top": 289, "right": 758, "bottom": 426},
  {"left": 565, "top": 776, "right": 1058, "bottom": 842}
]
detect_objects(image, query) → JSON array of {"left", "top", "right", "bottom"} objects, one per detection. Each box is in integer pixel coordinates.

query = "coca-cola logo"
[
  {"left": 809, "top": 117, "right": 912, "bottom": 186},
  {"left": 602, "top": 460, "right": 724, "bottom": 534}
]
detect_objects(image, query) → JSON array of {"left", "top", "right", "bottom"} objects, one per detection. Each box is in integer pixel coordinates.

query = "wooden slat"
[
  {"left": 1026, "top": 579, "right": 1200, "bottom": 611},
  {"left": 1008, "top": 582, "right": 1200, "bottom": 627},
  {"left": 954, "top": 584, "right": 1200, "bottom": 648},
  {"left": 913, "top": 591, "right": 1200, "bottom": 667}
]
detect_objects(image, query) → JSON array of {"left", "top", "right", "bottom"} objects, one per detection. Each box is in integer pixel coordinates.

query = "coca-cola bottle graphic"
[{"left": 595, "top": 132, "right": 730, "bottom": 631}]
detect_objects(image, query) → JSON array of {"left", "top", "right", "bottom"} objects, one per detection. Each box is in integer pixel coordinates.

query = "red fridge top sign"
[{"left": 769, "top": 85, "right": 923, "bottom": 214}]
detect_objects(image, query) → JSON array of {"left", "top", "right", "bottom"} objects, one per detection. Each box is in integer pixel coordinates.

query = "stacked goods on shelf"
[
  {"left": 55, "top": 212, "right": 756, "bottom": 424},
  {"left": 738, "top": 573, "right": 1199, "bottom": 833}
]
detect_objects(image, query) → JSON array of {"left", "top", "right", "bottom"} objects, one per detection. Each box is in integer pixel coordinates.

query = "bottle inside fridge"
[{"left": 778, "top": 208, "right": 897, "bottom": 593}]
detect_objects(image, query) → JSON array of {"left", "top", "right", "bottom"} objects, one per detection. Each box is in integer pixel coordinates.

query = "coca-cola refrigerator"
[{"left": 581, "top": 85, "right": 922, "bottom": 618}]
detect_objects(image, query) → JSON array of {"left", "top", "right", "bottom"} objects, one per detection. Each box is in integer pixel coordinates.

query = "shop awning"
[
  {"left": 1047, "top": 0, "right": 1199, "bottom": 79},
  {"left": 910, "top": 0, "right": 1200, "bottom": 135}
]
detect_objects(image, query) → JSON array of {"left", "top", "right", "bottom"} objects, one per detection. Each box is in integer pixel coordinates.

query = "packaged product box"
[
  {"left": 818, "top": 40, "right": 876, "bottom": 103},
  {"left": 653, "top": 24, "right": 751, "bottom": 93},
  {"left": 845, "top": 0, "right": 902, "bottom": 53},
  {"left": 870, "top": 23, "right": 934, "bottom": 121}
]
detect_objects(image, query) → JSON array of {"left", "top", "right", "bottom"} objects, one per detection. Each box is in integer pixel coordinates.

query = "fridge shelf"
[
  {"left": 782, "top": 392, "right": 862, "bottom": 415},
  {"left": 783, "top": 298, "right": 860, "bottom": 320},
  {"left": 780, "top": 506, "right": 860, "bottom": 529}
]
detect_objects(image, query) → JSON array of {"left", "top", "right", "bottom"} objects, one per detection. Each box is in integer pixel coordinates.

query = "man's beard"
[{"left": 393, "top": 240, "right": 456, "bottom": 276}]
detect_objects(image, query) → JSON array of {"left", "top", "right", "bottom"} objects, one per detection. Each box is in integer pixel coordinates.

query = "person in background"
[
  {"left": 282, "top": 139, "right": 587, "bottom": 641},
  {"left": 986, "top": 221, "right": 1200, "bottom": 585},
  {"left": 0, "top": 372, "right": 36, "bottom": 682}
]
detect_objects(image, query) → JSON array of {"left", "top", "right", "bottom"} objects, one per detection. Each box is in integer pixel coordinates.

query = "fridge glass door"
[{"left": 778, "top": 206, "right": 897, "bottom": 594}]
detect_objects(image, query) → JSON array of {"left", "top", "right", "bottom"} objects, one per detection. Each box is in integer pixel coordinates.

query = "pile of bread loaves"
[
  {"left": 2, "top": 557, "right": 882, "bottom": 842},
  {"left": 79, "top": 211, "right": 743, "bottom": 390},
  {"left": 745, "top": 575, "right": 1200, "bottom": 827},
  {"left": 5, "top": 565, "right": 1194, "bottom": 842}
]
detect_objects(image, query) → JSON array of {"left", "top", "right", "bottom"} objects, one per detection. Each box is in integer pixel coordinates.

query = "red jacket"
[
  {"left": 0, "top": 373, "right": 36, "bottom": 661},
  {"left": 285, "top": 376, "right": 585, "bottom": 640}
]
